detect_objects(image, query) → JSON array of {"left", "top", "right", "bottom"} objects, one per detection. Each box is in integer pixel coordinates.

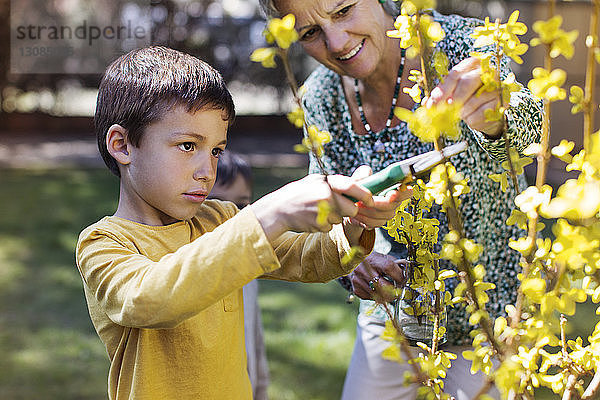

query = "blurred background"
[{"left": 0, "top": 0, "right": 599, "bottom": 399}]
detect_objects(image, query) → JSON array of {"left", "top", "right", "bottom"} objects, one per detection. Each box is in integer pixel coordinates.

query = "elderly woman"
[{"left": 259, "top": 0, "right": 542, "bottom": 399}]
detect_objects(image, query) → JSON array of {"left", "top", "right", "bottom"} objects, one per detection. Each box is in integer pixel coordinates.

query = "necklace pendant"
[
  {"left": 373, "top": 139, "right": 385, "bottom": 153},
  {"left": 354, "top": 47, "right": 407, "bottom": 148}
]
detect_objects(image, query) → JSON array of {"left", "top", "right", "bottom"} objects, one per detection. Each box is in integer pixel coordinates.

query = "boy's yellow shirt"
[{"left": 76, "top": 199, "right": 364, "bottom": 400}]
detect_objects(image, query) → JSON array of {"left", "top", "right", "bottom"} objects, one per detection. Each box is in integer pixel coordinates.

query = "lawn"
[
  {"left": 0, "top": 167, "right": 597, "bottom": 400},
  {"left": 0, "top": 167, "right": 358, "bottom": 400}
]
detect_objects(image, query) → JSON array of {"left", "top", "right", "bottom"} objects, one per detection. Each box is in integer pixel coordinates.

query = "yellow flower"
[
  {"left": 541, "top": 178, "right": 600, "bottom": 220},
  {"left": 489, "top": 172, "right": 508, "bottom": 192},
  {"left": 471, "top": 52, "right": 499, "bottom": 96},
  {"left": 506, "top": 10, "right": 528, "bottom": 36},
  {"left": 382, "top": 343, "right": 402, "bottom": 362},
  {"left": 460, "top": 238, "right": 483, "bottom": 263},
  {"left": 509, "top": 236, "right": 534, "bottom": 255},
  {"left": 449, "top": 168, "right": 470, "bottom": 197},
  {"left": 502, "top": 148, "right": 533, "bottom": 175},
  {"left": 250, "top": 47, "right": 277, "bottom": 68},
  {"left": 471, "top": 17, "right": 500, "bottom": 49},
  {"left": 388, "top": 12, "right": 443, "bottom": 57},
  {"left": 403, "top": 83, "right": 423, "bottom": 104},
  {"left": 521, "top": 278, "right": 546, "bottom": 303},
  {"left": 506, "top": 208, "right": 528, "bottom": 230},
  {"left": 534, "top": 237, "right": 552, "bottom": 260},
  {"left": 407, "top": 69, "right": 422, "bottom": 84},
  {"left": 342, "top": 246, "right": 363, "bottom": 266},
  {"left": 316, "top": 200, "right": 331, "bottom": 226},
  {"left": 441, "top": 242, "right": 462, "bottom": 265},
  {"left": 531, "top": 16, "right": 578, "bottom": 59},
  {"left": 502, "top": 73, "right": 522, "bottom": 105},
  {"left": 293, "top": 143, "right": 309, "bottom": 154},
  {"left": 527, "top": 67, "right": 567, "bottom": 102},
  {"left": 421, "top": 218, "right": 440, "bottom": 243},
  {"left": 395, "top": 101, "right": 461, "bottom": 143},
  {"left": 433, "top": 50, "right": 449, "bottom": 78},
  {"left": 381, "top": 319, "right": 399, "bottom": 342},
  {"left": 471, "top": 11, "right": 528, "bottom": 64},
  {"left": 266, "top": 14, "right": 299, "bottom": 50},
  {"left": 302, "top": 125, "right": 332, "bottom": 157},
  {"left": 401, "top": 212, "right": 424, "bottom": 244},
  {"left": 569, "top": 85, "right": 585, "bottom": 114},
  {"left": 514, "top": 185, "right": 552, "bottom": 218},
  {"left": 426, "top": 163, "right": 460, "bottom": 208},
  {"left": 503, "top": 41, "right": 529, "bottom": 66},
  {"left": 424, "top": 17, "right": 445, "bottom": 43},
  {"left": 401, "top": 0, "right": 436, "bottom": 13},
  {"left": 287, "top": 106, "right": 304, "bottom": 128},
  {"left": 551, "top": 139, "right": 575, "bottom": 163},
  {"left": 523, "top": 142, "right": 542, "bottom": 157},
  {"left": 484, "top": 108, "right": 503, "bottom": 122},
  {"left": 504, "top": 11, "right": 529, "bottom": 47},
  {"left": 388, "top": 14, "right": 420, "bottom": 55}
]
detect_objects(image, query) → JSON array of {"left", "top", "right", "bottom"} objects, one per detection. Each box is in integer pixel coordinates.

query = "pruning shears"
[{"left": 345, "top": 141, "right": 468, "bottom": 202}]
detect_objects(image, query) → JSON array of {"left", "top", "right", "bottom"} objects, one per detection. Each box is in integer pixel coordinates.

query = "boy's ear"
[{"left": 106, "top": 124, "right": 131, "bottom": 166}]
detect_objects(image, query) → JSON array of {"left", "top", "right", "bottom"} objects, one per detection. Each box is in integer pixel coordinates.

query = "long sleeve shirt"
[{"left": 76, "top": 200, "right": 367, "bottom": 399}]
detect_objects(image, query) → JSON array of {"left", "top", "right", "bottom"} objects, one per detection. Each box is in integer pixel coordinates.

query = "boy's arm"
[
  {"left": 260, "top": 223, "right": 373, "bottom": 283},
  {"left": 250, "top": 171, "right": 405, "bottom": 282},
  {"left": 249, "top": 174, "right": 375, "bottom": 241},
  {"left": 76, "top": 207, "right": 283, "bottom": 329},
  {"left": 250, "top": 170, "right": 408, "bottom": 243}
]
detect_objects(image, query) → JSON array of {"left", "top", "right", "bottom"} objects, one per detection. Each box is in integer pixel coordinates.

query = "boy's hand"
[
  {"left": 349, "top": 186, "right": 412, "bottom": 229},
  {"left": 328, "top": 164, "right": 418, "bottom": 227},
  {"left": 341, "top": 165, "right": 412, "bottom": 247},
  {"left": 250, "top": 172, "right": 374, "bottom": 242}
]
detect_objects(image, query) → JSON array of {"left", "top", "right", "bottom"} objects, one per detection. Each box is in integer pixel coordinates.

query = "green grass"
[
  {"left": 258, "top": 280, "right": 358, "bottom": 400},
  {"left": 0, "top": 168, "right": 118, "bottom": 399}
]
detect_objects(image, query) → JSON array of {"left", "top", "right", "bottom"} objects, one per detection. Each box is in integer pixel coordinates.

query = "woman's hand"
[
  {"left": 349, "top": 252, "right": 408, "bottom": 303},
  {"left": 425, "top": 57, "right": 503, "bottom": 138}
]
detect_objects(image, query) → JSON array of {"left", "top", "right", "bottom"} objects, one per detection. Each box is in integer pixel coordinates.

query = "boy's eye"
[
  {"left": 178, "top": 142, "right": 195, "bottom": 152},
  {"left": 212, "top": 148, "right": 224, "bottom": 157}
]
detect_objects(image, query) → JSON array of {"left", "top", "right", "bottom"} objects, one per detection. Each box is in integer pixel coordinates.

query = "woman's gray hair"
[{"left": 258, "top": 0, "right": 400, "bottom": 19}]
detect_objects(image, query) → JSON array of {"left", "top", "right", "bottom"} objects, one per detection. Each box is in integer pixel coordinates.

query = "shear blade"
[{"left": 411, "top": 141, "right": 468, "bottom": 176}]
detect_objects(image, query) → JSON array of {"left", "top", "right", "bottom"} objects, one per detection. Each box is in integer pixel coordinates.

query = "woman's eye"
[
  {"left": 212, "top": 148, "right": 224, "bottom": 157},
  {"left": 178, "top": 142, "right": 195, "bottom": 152},
  {"left": 301, "top": 27, "right": 319, "bottom": 41},
  {"left": 335, "top": 5, "right": 352, "bottom": 17}
]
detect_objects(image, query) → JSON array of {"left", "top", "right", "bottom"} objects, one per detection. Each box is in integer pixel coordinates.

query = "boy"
[
  {"left": 208, "top": 151, "right": 269, "bottom": 399},
  {"left": 76, "top": 46, "right": 406, "bottom": 399}
]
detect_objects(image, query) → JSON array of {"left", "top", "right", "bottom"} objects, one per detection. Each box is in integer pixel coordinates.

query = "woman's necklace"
[{"left": 353, "top": 48, "right": 406, "bottom": 153}]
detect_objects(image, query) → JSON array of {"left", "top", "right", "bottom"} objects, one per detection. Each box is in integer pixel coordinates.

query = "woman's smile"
[{"left": 337, "top": 38, "right": 365, "bottom": 61}]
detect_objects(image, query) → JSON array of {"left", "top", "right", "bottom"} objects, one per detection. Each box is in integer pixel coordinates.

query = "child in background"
[
  {"left": 75, "top": 46, "right": 408, "bottom": 399},
  {"left": 208, "top": 151, "right": 269, "bottom": 400}
]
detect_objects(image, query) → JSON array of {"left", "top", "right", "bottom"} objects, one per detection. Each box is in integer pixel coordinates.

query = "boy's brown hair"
[{"left": 94, "top": 46, "right": 235, "bottom": 177}]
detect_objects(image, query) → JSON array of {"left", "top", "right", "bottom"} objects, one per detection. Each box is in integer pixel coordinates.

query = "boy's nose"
[{"left": 192, "top": 157, "right": 216, "bottom": 182}]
